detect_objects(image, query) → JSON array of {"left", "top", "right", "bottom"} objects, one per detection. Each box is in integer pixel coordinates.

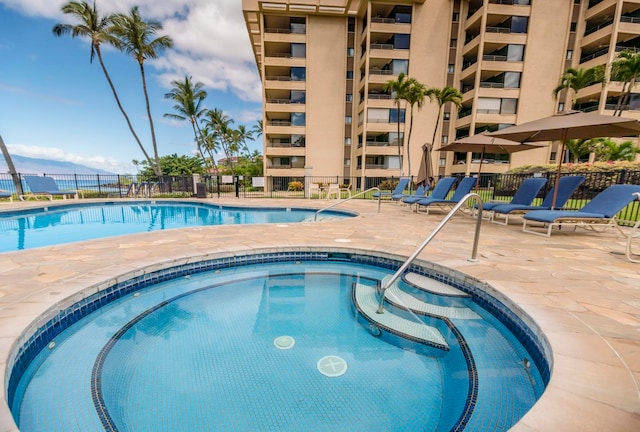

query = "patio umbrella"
[
  {"left": 489, "top": 110, "right": 640, "bottom": 207},
  {"left": 416, "top": 143, "right": 434, "bottom": 187},
  {"left": 437, "top": 132, "right": 546, "bottom": 189}
]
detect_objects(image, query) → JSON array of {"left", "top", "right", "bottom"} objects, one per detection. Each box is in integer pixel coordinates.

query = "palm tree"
[
  {"left": 384, "top": 72, "right": 412, "bottom": 169},
  {"left": 111, "top": 6, "right": 174, "bottom": 178},
  {"left": 52, "top": 1, "right": 153, "bottom": 171},
  {"left": 198, "top": 126, "right": 219, "bottom": 173},
  {"left": 404, "top": 79, "right": 427, "bottom": 177},
  {"left": 163, "top": 76, "right": 208, "bottom": 166},
  {"left": 552, "top": 66, "right": 604, "bottom": 109},
  {"left": 0, "top": 134, "right": 22, "bottom": 195},
  {"left": 252, "top": 120, "right": 263, "bottom": 139},
  {"left": 564, "top": 138, "right": 596, "bottom": 163},
  {"left": 610, "top": 50, "right": 640, "bottom": 116},
  {"left": 235, "top": 125, "right": 254, "bottom": 158},
  {"left": 203, "top": 109, "right": 235, "bottom": 174},
  {"left": 593, "top": 138, "right": 640, "bottom": 161},
  {"left": 425, "top": 86, "right": 462, "bottom": 173}
]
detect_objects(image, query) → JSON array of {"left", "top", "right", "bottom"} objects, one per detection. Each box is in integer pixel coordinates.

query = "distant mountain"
[{"left": 0, "top": 155, "right": 115, "bottom": 175}]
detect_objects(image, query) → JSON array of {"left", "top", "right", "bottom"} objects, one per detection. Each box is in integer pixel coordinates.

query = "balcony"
[
  {"left": 486, "top": 27, "right": 512, "bottom": 34},
  {"left": 584, "top": 20, "right": 613, "bottom": 36}
]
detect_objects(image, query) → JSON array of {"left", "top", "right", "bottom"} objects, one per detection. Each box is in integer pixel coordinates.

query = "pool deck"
[{"left": 0, "top": 197, "right": 639, "bottom": 432}]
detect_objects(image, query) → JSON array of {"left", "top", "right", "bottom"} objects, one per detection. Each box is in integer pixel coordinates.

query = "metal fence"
[{"left": 1, "top": 170, "right": 639, "bottom": 222}]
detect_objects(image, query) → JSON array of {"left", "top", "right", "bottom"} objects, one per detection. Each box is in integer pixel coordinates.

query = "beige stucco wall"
[{"left": 305, "top": 15, "right": 348, "bottom": 176}]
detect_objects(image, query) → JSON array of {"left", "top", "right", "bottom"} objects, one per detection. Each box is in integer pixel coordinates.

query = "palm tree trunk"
[
  {"left": 430, "top": 107, "right": 443, "bottom": 177},
  {"left": 614, "top": 81, "right": 629, "bottom": 116},
  {"left": 95, "top": 47, "right": 154, "bottom": 170},
  {"left": 138, "top": 62, "right": 162, "bottom": 178},
  {"left": 396, "top": 100, "right": 402, "bottom": 171},
  {"left": 0, "top": 134, "right": 23, "bottom": 195},
  {"left": 407, "top": 106, "right": 415, "bottom": 178},
  {"left": 190, "top": 119, "right": 208, "bottom": 167}
]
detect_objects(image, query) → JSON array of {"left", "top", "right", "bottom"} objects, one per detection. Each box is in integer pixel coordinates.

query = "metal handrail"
[
  {"left": 376, "top": 193, "right": 483, "bottom": 313},
  {"left": 314, "top": 187, "right": 382, "bottom": 220}
]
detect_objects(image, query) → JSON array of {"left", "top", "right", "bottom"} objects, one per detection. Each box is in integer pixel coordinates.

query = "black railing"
[{"left": 1, "top": 171, "right": 639, "bottom": 222}]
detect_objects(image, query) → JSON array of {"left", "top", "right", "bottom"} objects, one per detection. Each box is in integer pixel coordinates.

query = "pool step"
[
  {"left": 354, "top": 282, "right": 449, "bottom": 351},
  {"left": 383, "top": 276, "right": 480, "bottom": 320},
  {"left": 404, "top": 272, "right": 470, "bottom": 297}
]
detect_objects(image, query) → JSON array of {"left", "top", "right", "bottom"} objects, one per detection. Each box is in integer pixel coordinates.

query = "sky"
[{"left": 0, "top": 0, "right": 263, "bottom": 173}]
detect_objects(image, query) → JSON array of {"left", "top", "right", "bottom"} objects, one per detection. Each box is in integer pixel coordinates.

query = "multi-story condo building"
[{"left": 242, "top": 0, "right": 640, "bottom": 189}]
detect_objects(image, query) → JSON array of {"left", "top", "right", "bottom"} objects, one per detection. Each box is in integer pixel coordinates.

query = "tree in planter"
[
  {"left": 610, "top": 50, "right": 640, "bottom": 116},
  {"left": 384, "top": 72, "right": 412, "bottom": 170},
  {"left": 552, "top": 66, "right": 604, "bottom": 109},
  {"left": 565, "top": 138, "right": 597, "bottom": 163},
  {"left": 592, "top": 138, "right": 640, "bottom": 161}
]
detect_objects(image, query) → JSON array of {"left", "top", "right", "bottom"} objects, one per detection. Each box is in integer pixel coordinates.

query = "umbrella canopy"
[
  {"left": 438, "top": 132, "right": 546, "bottom": 189},
  {"left": 489, "top": 110, "right": 640, "bottom": 206},
  {"left": 416, "top": 143, "right": 434, "bottom": 186}
]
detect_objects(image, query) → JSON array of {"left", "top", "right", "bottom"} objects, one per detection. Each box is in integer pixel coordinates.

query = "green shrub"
[{"left": 288, "top": 181, "right": 304, "bottom": 191}]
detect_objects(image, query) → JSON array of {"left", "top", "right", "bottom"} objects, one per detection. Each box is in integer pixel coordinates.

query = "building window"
[
  {"left": 291, "top": 90, "right": 306, "bottom": 104},
  {"left": 345, "top": 116, "right": 352, "bottom": 124},
  {"left": 389, "top": 108, "right": 406, "bottom": 123},
  {"left": 448, "top": 64, "right": 455, "bottom": 74},
  {"left": 566, "top": 50, "right": 573, "bottom": 60},
  {"left": 452, "top": 12, "right": 459, "bottom": 22},
  {"left": 570, "top": 22, "right": 577, "bottom": 32},
  {"left": 346, "top": 94, "right": 353, "bottom": 102},
  {"left": 346, "top": 70, "right": 354, "bottom": 79},
  {"left": 450, "top": 39, "right": 457, "bottom": 48},
  {"left": 443, "top": 112, "right": 451, "bottom": 120},
  {"left": 345, "top": 137, "right": 351, "bottom": 145},
  {"left": 291, "top": 43, "right": 306, "bottom": 58},
  {"left": 291, "top": 67, "right": 306, "bottom": 81},
  {"left": 344, "top": 159, "right": 351, "bottom": 167},
  {"left": 291, "top": 112, "right": 306, "bottom": 126},
  {"left": 507, "top": 44, "right": 525, "bottom": 61},
  {"left": 504, "top": 72, "right": 521, "bottom": 88},
  {"left": 347, "top": 47, "right": 354, "bottom": 57},
  {"left": 440, "top": 157, "right": 446, "bottom": 167},
  {"left": 392, "top": 59, "right": 409, "bottom": 75},
  {"left": 511, "top": 16, "right": 529, "bottom": 34},
  {"left": 393, "top": 34, "right": 410, "bottom": 49},
  {"left": 441, "top": 135, "right": 448, "bottom": 144},
  {"left": 558, "top": 102, "right": 565, "bottom": 112}
]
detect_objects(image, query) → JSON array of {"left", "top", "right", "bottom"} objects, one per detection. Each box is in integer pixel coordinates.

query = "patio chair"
[
  {"left": 308, "top": 183, "right": 323, "bottom": 199},
  {"left": 403, "top": 177, "right": 456, "bottom": 207},
  {"left": 326, "top": 183, "right": 340, "bottom": 199},
  {"left": 20, "top": 176, "right": 81, "bottom": 201},
  {"left": 416, "top": 177, "right": 477, "bottom": 214},
  {"left": 522, "top": 184, "right": 640, "bottom": 237},
  {"left": 0, "top": 190, "right": 13, "bottom": 202},
  {"left": 477, "top": 178, "right": 548, "bottom": 219},
  {"left": 372, "top": 177, "right": 410, "bottom": 200},
  {"left": 491, "top": 176, "right": 586, "bottom": 225},
  {"left": 395, "top": 184, "right": 428, "bottom": 204}
]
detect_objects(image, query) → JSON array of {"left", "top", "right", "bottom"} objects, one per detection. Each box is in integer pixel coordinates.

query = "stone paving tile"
[{"left": 0, "top": 197, "right": 639, "bottom": 431}]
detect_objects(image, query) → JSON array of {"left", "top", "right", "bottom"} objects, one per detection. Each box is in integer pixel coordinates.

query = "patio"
[{"left": 0, "top": 197, "right": 638, "bottom": 431}]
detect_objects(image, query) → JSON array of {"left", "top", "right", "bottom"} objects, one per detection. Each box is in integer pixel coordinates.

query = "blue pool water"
[
  {"left": 0, "top": 201, "right": 353, "bottom": 253},
  {"left": 10, "top": 257, "right": 547, "bottom": 432}
]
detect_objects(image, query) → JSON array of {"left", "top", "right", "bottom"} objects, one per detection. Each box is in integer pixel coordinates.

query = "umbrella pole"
[
  {"left": 551, "top": 129, "right": 568, "bottom": 209},
  {"left": 476, "top": 148, "right": 484, "bottom": 190}
]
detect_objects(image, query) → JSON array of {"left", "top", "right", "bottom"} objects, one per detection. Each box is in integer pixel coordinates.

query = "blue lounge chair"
[
  {"left": 479, "top": 178, "right": 548, "bottom": 219},
  {"left": 393, "top": 184, "right": 428, "bottom": 203},
  {"left": 0, "top": 190, "right": 13, "bottom": 202},
  {"left": 522, "top": 184, "right": 640, "bottom": 237},
  {"left": 416, "top": 177, "right": 477, "bottom": 214},
  {"left": 403, "top": 177, "right": 457, "bottom": 207},
  {"left": 373, "top": 177, "right": 410, "bottom": 200},
  {"left": 20, "top": 176, "right": 81, "bottom": 201},
  {"left": 491, "top": 176, "right": 586, "bottom": 225}
]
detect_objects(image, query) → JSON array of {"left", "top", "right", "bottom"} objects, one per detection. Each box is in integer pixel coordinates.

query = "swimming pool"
[
  {"left": 0, "top": 201, "right": 354, "bottom": 253},
  {"left": 8, "top": 250, "right": 549, "bottom": 432}
]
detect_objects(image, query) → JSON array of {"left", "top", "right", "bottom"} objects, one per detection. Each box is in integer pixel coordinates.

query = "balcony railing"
[
  {"left": 580, "top": 45, "right": 640, "bottom": 63},
  {"left": 483, "top": 54, "right": 508, "bottom": 61},
  {"left": 264, "top": 27, "right": 306, "bottom": 34},
  {"left": 479, "top": 82, "right": 505, "bottom": 88},
  {"left": 371, "top": 17, "right": 396, "bottom": 24},
  {"left": 489, "top": 0, "right": 530, "bottom": 4},
  {"left": 369, "top": 69, "right": 394, "bottom": 75},
  {"left": 584, "top": 20, "right": 613, "bottom": 36},
  {"left": 365, "top": 141, "right": 391, "bottom": 146},
  {"left": 267, "top": 120, "right": 292, "bottom": 126},
  {"left": 621, "top": 16, "right": 640, "bottom": 25},
  {"left": 462, "top": 59, "right": 478, "bottom": 70},
  {"left": 370, "top": 43, "right": 395, "bottom": 50},
  {"left": 368, "top": 94, "right": 392, "bottom": 99},
  {"left": 265, "top": 76, "right": 293, "bottom": 81},
  {"left": 458, "top": 109, "right": 473, "bottom": 118},
  {"left": 365, "top": 164, "right": 388, "bottom": 169},
  {"left": 485, "top": 26, "right": 512, "bottom": 34},
  {"left": 266, "top": 98, "right": 305, "bottom": 104},
  {"left": 476, "top": 109, "right": 502, "bottom": 114},
  {"left": 267, "top": 53, "right": 293, "bottom": 58},
  {"left": 267, "top": 142, "right": 306, "bottom": 148}
]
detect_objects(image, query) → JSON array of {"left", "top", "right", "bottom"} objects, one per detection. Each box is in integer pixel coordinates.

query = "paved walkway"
[{"left": 0, "top": 197, "right": 639, "bottom": 431}]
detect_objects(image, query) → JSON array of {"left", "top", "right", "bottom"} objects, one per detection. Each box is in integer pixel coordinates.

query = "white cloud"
[
  {"left": 1, "top": 0, "right": 262, "bottom": 101},
  {"left": 7, "top": 144, "right": 134, "bottom": 173}
]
